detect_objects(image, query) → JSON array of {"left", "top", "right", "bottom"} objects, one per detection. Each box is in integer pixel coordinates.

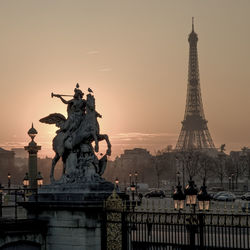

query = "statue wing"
[{"left": 39, "top": 113, "right": 66, "bottom": 128}]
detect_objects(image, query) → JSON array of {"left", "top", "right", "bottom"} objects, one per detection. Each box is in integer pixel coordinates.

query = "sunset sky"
[{"left": 0, "top": 0, "right": 249, "bottom": 159}]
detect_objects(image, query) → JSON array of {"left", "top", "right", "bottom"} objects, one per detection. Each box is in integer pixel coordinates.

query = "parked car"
[
  {"left": 241, "top": 192, "right": 250, "bottom": 201},
  {"left": 214, "top": 192, "right": 236, "bottom": 202},
  {"left": 242, "top": 203, "right": 250, "bottom": 212},
  {"left": 212, "top": 191, "right": 232, "bottom": 200},
  {"left": 144, "top": 190, "right": 165, "bottom": 198}
]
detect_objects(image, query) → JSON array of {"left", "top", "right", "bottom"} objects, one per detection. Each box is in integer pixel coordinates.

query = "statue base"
[
  {"left": 21, "top": 181, "right": 126, "bottom": 250},
  {"left": 34, "top": 181, "right": 114, "bottom": 202}
]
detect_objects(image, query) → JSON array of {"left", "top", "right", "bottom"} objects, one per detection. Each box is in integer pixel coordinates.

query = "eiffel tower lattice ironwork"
[{"left": 175, "top": 19, "right": 216, "bottom": 151}]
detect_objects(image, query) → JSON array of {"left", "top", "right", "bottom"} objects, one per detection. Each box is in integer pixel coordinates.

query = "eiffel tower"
[{"left": 175, "top": 19, "right": 216, "bottom": 151}]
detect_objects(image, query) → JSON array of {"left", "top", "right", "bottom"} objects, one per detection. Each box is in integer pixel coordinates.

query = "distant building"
[
  {"left": 0, "top": 147, "right": 15, "bottom": 184},
  {"left": 118, "top": 148, "right": 152, "bottom": 173},
  {"left": 11, "top": 147, "right": 28, "bottom": 158}
]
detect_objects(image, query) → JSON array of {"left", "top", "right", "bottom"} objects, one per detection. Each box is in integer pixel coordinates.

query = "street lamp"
[
  {"left": 184, "top": 178, "right": 198, "bottom": 207},
  {"left": 7, "top": 173, "right": 11, "bottom": 188},
  {"left": 228, "top": 176, "right": 231, "bottom": 191},
  {"left": 197, "top": 179, "right": 211, "bottom": 211},
  {"left": 175, "top": 155, "right": 185, "bottom": 191},
  {"left": 23, "top": 173, "right": 29, "bottom": 188},
  {"left": 173, "top": 181, "right": 185, "bottom": 210},
  {"left": 129, "top": 172, "right": 132, "bottom": 186},
  {"left": 231, "top": 174, "right": 234, "bottom": 191},
  {"left": 36, "top": 172, "right": 43, "bottom": 188},
  {"left": 134, "top": 171, "right": 138, "bottom": 193},
  {"left": 130, "top": 181, "right": 136, "bottom": 201},
  {"left": 115, "top": 177, "right": 119, "bottom": 190},
  {"left": 176, "top": 171, "right": 181, "bottom": 185}
]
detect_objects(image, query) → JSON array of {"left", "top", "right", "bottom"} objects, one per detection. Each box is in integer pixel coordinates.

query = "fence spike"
[
  {"left": 238, "top": 201, "right": 241, "bottom": 213},
  {"left": 216, "top": 201, "right": 220, "bottom": 213},
  {"left": 158, "top": 199, "right": 161, "bottom": 212},
  {"left": 229, "top": 202, "right": 234, "bottom": 213},
  {"left": 152, "top": 199, "right": 155, "bottom": 212},
  {"left": 140, "top": 199, "right": 144, "bottom": 211},
  {"left": 135, "top": 200, "right": 138, "bottom": 211}
]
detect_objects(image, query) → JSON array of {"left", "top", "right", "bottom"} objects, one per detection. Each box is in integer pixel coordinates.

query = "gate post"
[
  {"left": 186, "top": 214, "right": 198, "bottom": 248},
  {"left": 105, "top": 189, "right": 124, "bottom": 250}
]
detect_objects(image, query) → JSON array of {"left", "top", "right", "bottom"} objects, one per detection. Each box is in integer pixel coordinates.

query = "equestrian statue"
[{"left": 40, "top": 84, "right": 111, "bottom": 184}]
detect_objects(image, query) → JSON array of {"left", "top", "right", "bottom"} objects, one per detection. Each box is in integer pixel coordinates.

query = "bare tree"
[
  {"left": 212, "top": 144, "right": 227, "bottom": 187},
  {"left": 197, "top": 153, "right": 216, "bottom": 183},
  {"left": 184, "top": 150, "right": 200, "bottom": 180},
  {"left": 230, "top": 151, "right": 246, "bottom": 190}
]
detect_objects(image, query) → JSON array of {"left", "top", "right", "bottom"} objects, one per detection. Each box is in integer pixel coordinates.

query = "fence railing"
[{"left": 104, "top": 197, "right": 250, "bottom": 250}]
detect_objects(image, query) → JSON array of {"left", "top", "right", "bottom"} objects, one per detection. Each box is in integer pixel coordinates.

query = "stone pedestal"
[{"left": 22, "top": 182, "right": 115, "bottom": 250}]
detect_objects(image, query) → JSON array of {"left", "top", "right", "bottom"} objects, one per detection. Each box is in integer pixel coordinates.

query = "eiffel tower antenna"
[{"left": 175, "top": 20, "right": 216, "bottom": 152}]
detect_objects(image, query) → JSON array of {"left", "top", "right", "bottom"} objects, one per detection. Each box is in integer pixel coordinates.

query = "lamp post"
[
  {"left": 228, "top": 177, "right": 231, "bottom": 191},
  {"left": 231, "top": 174, "right": 234, "bottom": 191},
  {"left": 176, "top": 171, "right": 181, "bottom": 185},
  {"left": 173, "top": 179, "right": 185, "bottom": 210},
  {"left": 23, "top": 173, "right": 29, "bottom": 188},
  {"left": 135, "top": 171, "right": 138, "bottom": 194},
  {"left": 115, "top": 177, "right": 119, "bottom": 190},
  {"left": 131, "top": 181, "right": 136, "bottom": 201},
  {"left": 23, "top": 173, "right": 29, "bottom": 201},
  {"left": 172, "top": 178, "right": 209, "bottom": 248},
  {"left": 197, "top": 179, "right": 211, "bottom": 211},
  {"left": 184, "top": 177, "right": 198, "bottom": 213},
  {"left": 176, "top": 155, "right": 186, "bottom": 192},
  {"left": 7, "top": 173, "right": 11, "bottom": 194},
  {"left": 129, "top": 172, "right": 132, "bottom": 186},
  {"left": 36, "top": 172, "right": 44, "bottom": 188}
]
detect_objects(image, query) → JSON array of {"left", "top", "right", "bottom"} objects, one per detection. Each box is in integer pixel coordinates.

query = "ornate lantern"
[
  {"left": 197, "top": 179, "right": 210, "bottom": 211},
  {"left": 173, "top": 181, "right": 185, "bottom": 210},
  {"left": 28, "top": 123, "right": 38, "bottom": 141},
  {"left": 23, "top": 173, "right": 29, "bottom": 188},
  {"left": 185, "top": 178, "right": 198, "bottom": 205},
  {"left": 115, "top": 177, "right": 119, "bottom": 185},
  {"left": 130, "top": 182, "right": 136, "bottom": 193},
  {"left": 36, "top": 172, "right": 43, "bottom": 187}
]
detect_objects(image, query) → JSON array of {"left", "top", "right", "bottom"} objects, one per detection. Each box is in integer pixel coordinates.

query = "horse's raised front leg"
[
  {"left": 51, "top": 153, "right": 60, "bottom": 183},
  {"left": 98, "top": 134, "right": 111, "bottom": 156}
]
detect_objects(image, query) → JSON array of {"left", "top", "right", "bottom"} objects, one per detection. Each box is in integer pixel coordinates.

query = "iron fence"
[{"left": 104, "top": 199, "right": 250, "bottom": 250}]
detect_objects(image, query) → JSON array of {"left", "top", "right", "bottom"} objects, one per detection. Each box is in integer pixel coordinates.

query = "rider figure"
[{"left": 54, "top": 84, "right": 86, "bottom": 134}]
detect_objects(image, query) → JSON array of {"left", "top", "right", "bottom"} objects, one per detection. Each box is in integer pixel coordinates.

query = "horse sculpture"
[{"left": 40, "top": 87, "right": 111, "bottom": 184}]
